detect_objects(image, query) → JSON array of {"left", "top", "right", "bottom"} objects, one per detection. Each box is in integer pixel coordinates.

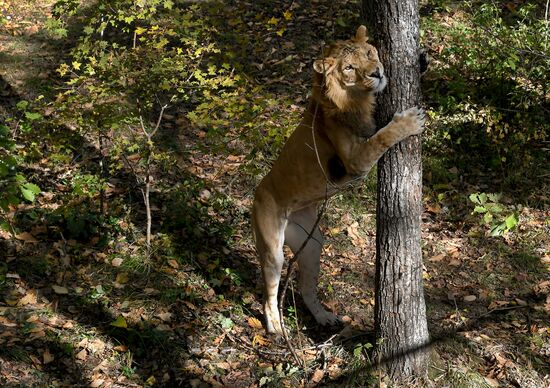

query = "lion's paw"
[
  {"left": 265, "top": 303, "right": 284, "bottom": 335},
  {"left": 313, "top": 310, "right": 343, "bottom": 327},
  {"left": 393, "top": 107, "right": 425, "bottom": 137}
]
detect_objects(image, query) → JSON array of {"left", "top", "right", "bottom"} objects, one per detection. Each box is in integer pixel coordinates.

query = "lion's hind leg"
[
  {"left": 252, "top": 194, "right": 287, "bottom": 334},
  {"left": 285, "top": 207, "right": 342, "bottom": 327}
]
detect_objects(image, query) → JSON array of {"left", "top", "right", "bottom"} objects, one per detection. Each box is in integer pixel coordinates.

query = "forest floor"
[{"left": 1, "top": 0, "right": 549, "bottom": 387}]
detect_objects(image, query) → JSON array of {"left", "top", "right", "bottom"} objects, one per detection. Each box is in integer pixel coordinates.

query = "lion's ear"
[
  {"left": 313, "top": 57, "right": 336, "bottom": 74},
  {"left": 355, "top": 25, "right": 368, "bottom": 41}
]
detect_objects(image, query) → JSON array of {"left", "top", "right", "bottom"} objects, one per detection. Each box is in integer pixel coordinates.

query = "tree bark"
[{"left": 363, "top": 0, "right": 430, "bottom": 381}]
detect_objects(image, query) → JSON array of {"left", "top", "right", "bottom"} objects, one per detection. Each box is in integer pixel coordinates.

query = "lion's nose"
[{"left": 370, "top": 68, "right": 381, "bottom": 79}]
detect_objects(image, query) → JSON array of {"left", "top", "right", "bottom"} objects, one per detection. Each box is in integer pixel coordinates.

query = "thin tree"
[{"left": 363, "top": 0, "right": 430, "bottom": 381}]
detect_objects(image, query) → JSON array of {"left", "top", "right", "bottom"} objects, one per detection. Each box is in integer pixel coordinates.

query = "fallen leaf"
[
  {"left": 167, "top": 259, "right": 179, "bottom": 269},
  {"left": 216, "top": 362, "right": 231, "bottom": 370},
  {"left": 111, "top": 257, "right": 123, "bottom": 267},
  {"left": 464, "top": 295, "right": 477, "bottom": 302},
  {"left": 156, "top": 323, "right": 172, "bottom": 331},
  {"left": 75, "top": 348, "right": 87, "bottom": 360},
  {"left": 0, "top": 317, "right": 17, "bottom": 327},
  {"left": 89, "top": 339, "right": 106, "bottom": 353},
  {"left": 157, "top": 312, "right": 172, "bottom": 322},
  {"left": 426, "top": 203, "right": 441, "bottom": 214},
  {"left": 113, "top": 345, "right": 128, "bottom": 352},
  {"left": 449, "top": 259, "right": 461, "bottom": 267},
  {"left": 90, "top": 378, "right": 104, "bottom": 387},
  {"left": 488, "top": 300, "right": 509, "bottom": 310},
  {"left": 18, "top": 290, "right": 37, "bottom": 305},
  {"left": 494, "top": 353, "right": 513, "bottom": 368},
  {"left": 52, "top": 285, "right": 69, "bottom": 294},
  {"left": 252, "top": 334, "right": 269, "bottom": 346},
  {"left": 115, "top": 272, "right": 129, "bottom": 284},
  {"left": 43, "top": 348, "right": 54, "bottom": 364},
  {"left": 15, "top": 232, "right": 38, "bottom": 243},
  {"left": 429, "top": 253, "right": 446, "bottom": 262},
  {"left": 248, "top": 317, "right": 263, "bottom": 330},
  {"left": 111, "top": 316, "right": 128, "bottom": 328},
  {"left": 310, "top": 368, "right": 325, "bottom": 385},
  {"left": 484, "top": 376, "right": 500, "bottom": 387}
]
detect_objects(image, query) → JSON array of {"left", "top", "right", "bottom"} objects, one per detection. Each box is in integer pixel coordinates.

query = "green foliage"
[
  {"left": 469, "top": 192, "right": 519, "bottom": 236},
  {"left": 353, "top": 342, "right": 373, "bottom": 360},
  {"left": 52, "top": 0, "right": 244, "bottom": 132},
  {"left": 423, "top": 0, "right": 549, "bottom": 167},
  {"left": 0, "top": 123, "right": 41, "bottom": 226}
]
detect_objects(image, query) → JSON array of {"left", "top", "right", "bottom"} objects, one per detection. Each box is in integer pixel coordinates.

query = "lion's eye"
[
  {"left": 366, "top": 50, "right": 372, "bottom": 57},
  {"left": 344, "top": 65, "right": 354, "bottom": 71}
]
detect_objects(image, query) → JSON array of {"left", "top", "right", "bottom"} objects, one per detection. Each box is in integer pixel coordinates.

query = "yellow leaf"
[
  {"left": 252, "top": 334, "right": 269, "bottom": 346},
  {"left": 267, "top": 17, "right": 278, "bottom": 25},
  {"left": 72, "top": 61, "right": 81, "bottom": 70},
  {"left": 135, "top": 26, "right": 147, "bottom": 35},
  {"left": 276, "top": 28, "right": 286, "bottom": 37},
  {"left": 111, "top": 315, "right": 128, "bottom": 328},
  {"left": 283, "top": 10, "right": 292, "bottom": 21},
  {"left": 57, "top": 63, "right": 69, "bottom": 77},
  {"left": 115, "top": 272, "right": 129, "bottom": 284},
  {"left": 248, "top": 317, "right": 263, "bottom": 330},
  {"left": 18, "top": 290, "right": 37, "bottom": 305}
]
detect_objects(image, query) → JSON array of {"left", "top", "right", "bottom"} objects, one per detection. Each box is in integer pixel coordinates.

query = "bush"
[{"left": 423, "top": 0, "right": 549, "bottom": 168}]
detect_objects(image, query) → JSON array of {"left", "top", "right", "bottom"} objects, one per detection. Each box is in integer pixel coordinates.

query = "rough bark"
[{"left": 363, "top": 0, "right": 430, "bottom": 380}]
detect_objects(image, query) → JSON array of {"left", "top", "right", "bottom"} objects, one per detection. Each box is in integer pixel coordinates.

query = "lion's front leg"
[{"left": 347, "top": 107, "right": 425, "bottom": 175}]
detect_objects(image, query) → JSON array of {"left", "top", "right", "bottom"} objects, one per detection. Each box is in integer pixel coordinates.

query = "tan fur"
[{"left": 252, "top": 26, "right": 425, "bottom": 334}]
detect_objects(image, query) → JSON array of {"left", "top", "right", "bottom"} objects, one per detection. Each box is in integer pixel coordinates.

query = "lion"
[{"left": 252, "top": 25, "right": 425, "bottom": 334}]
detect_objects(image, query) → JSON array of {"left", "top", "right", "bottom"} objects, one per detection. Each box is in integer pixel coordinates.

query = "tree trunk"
[{"left": 363, "top": 0, "right": 430, "bottom": 381}]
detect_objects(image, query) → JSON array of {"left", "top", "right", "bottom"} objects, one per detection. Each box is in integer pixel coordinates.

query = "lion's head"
[{"left": 313, "top": 26, "right": 386, "bottom": 110}]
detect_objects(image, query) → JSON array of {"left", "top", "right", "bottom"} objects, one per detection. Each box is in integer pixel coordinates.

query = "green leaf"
[
  {"left": 487, "top": 193, "right": 501, "bottom": 202},
  {"left": 0, "top": 220, "right": 10, "bottom": 232},
  {"left": 220, "top": 317, "right": 233, "bottom": 330},
  {"left": 504, "top": 213, "right": 518, "bottom": 230},
  {"left": 23, "top": 182, "right": 40, "bottom": 195},
  {"left": 473, "top": 205, "right": 487, "bottom": 214},
  {"left": 469, "top": 193, "right": 481, "bottom": 204},
  {"left": 111, "top": 315, "right": 128, "bottom": 328},
  {"left": 479, "top": 193, "right": 488, "bottom": 204},
  {"left": 20, "top": 187, "right": 35, "bottom": 202},
  {"left": 20, "top": 182, "right": 40, "bottom": 202},
  {"left": 24, "top": 111, "right": 42, "bottom": 121},
  {"left": 16, "top": 100, "right": 29, "bottom": 110},
  {"left": 490, "top": 223, "right": 505, "bottom": 237}
]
